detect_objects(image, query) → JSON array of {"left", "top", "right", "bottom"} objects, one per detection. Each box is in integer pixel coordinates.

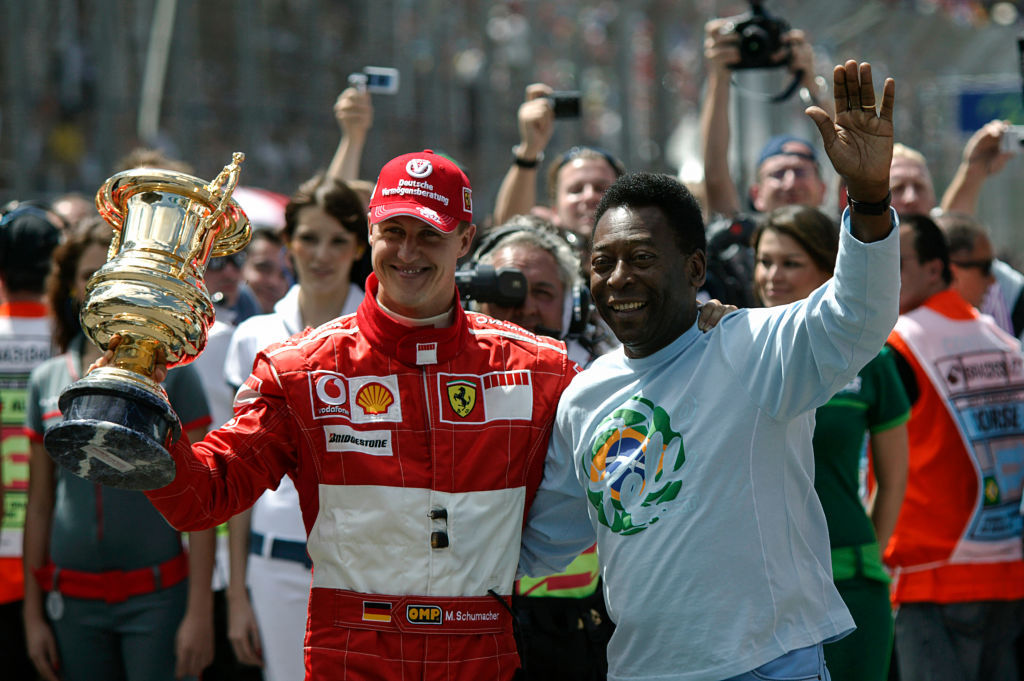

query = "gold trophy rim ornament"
[{"left": 44, "top": 152, "right": 251, "bottom": 490}]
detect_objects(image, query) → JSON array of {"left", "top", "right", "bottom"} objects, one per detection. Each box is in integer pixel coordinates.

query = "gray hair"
[{"left": 474, "top": 215, "right": 582, "bottom": 290}]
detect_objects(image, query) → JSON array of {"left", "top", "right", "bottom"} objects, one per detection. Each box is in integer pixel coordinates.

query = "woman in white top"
[{"left": 222, "top": 175, "right": 369, "bottom": 681}]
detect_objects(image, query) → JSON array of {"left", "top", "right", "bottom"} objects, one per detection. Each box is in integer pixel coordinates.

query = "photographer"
[
  {"left": 699, "top": 7, "right": 832, "bottom": 307},
  {"left": 492, "top": 84, "right": 624, "bottom": 243},
  {"left": 701, "top": 10, "right": 830, "bottom": 219},
  {"left": 468, "top": 216, "right": 615, "bottom": 368}
]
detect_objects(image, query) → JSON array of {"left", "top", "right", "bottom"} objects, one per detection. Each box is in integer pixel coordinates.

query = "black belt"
[{"left": 249, "top": 531, "right": 312, "bottom": 569}]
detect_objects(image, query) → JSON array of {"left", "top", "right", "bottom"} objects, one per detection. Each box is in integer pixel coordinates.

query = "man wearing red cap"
[{"left": 130, "top": 150, "right": 579, "bottom": 680}]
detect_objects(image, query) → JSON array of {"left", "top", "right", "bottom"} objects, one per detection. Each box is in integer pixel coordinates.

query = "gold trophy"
[{"left": 44, "top": 153, "right": 250, "bottom": 490}]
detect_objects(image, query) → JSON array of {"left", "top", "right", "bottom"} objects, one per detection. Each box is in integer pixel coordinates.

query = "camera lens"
[{"left": 740, "top": 25, "right": 771, "bottom": 58}]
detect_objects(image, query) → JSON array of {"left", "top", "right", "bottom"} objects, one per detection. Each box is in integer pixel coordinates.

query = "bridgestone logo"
[
  {"left": 323, "top": 425, "right": 392, "bottom": 457},
  {"left": 328, "top": 433, "right": 388, "bottom": 448}
]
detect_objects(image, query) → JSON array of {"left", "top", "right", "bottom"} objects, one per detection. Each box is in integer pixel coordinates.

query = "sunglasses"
[
  {"left": 950, "top": 258, "right": 993, "bottom": 276},
  {"left": 207, "top": 253, "right": 246, "bottom": 271}
]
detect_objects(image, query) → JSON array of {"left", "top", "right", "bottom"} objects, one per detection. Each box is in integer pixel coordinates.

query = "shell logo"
[{"left": 356, "top": 382, "right": 395, "bottom": 415}]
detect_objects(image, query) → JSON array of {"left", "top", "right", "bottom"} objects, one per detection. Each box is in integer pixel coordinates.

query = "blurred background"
[{"left": 2, "top": 0, "right": 1023, "bottom": 250}]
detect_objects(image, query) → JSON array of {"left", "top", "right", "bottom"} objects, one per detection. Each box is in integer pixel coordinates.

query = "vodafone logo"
[
  {"left": 406, "top": 159, "right": 433, "bottom": 178},
  {"left": 309, "top": 371, "right": 351, "bottom": 419},
  {"left": 316, "top": 375, "right": 347, "bottom": 405}
]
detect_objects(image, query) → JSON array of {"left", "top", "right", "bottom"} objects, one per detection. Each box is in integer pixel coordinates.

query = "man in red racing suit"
[{"left": 143, "top": 150, "right": 580, "bottom": 680}]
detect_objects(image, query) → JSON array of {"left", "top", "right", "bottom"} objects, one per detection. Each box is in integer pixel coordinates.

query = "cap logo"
[
  {"left": 417, "top": 206, "right": 441, "bottom": 222},
  {"left": 463, "top": 187, "right": 472, "bottom": 213},
  {"left": 406, "top": 159, "right": 433, "bottom": 178}
]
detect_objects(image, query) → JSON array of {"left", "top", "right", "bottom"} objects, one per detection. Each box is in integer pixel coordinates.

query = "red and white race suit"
[{"left": 146, "top": 274, "right": 579, "bottom": 680}]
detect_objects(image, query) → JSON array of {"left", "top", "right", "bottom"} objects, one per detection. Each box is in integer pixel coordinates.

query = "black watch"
[
  {"left": 512, "top": 146, "right": 543, "bottom": 169},
  {"left": 847, "top": 190, "right": 891, "bottom": 216}
]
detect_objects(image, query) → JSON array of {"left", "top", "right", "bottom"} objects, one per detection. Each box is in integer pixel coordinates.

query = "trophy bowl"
[{"left": 44, "top": 153, "right": 250, "bottom": 490}]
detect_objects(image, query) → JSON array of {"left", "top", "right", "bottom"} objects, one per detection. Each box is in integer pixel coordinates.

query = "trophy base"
[{"left": 44, "top": 378, "right": 180, "bottom": 490}]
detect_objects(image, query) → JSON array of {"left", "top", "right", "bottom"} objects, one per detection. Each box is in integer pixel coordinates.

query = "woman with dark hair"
[
  {"left": 23, "top": 217, "right": 216, "bottom": 681},
  {"left": 752, "top": 204, "right": 909, "bottom": 681},
  {"left": 222, "top": 175, "right": 370, "bottom": 681}
]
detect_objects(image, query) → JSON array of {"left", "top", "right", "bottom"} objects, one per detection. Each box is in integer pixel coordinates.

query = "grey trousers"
[{"left": 894, "top": 600, "right": 1024, "bottom": 681}]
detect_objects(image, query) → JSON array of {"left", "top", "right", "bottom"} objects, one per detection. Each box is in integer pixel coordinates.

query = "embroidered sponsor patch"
[
  {"left": 324, "top": 425, "right": 393, "bottom": 456},
  {"left": 438, "top": 371, "right": 532, "bottom": 423},
  {"left": 348, "top": 375, "right": 402, "bottom": 423},
  {"left": 446, "top": 380, "right": 477, "bottom": 418},
  {"left": 362, "top": 601, "right": 392, "bottom": 623},
  {"left": 308, "top": 371, "right": 351, "bottom": 420},
  {"left": 462, "top": 187, "right": 472, "bottom": 213},
  {"left": 405, "top": 158, "right": 433, "bottom": 178},
  {"left": 416, "top": 342, "right": 438, "bottom": 365},
  {"left": 406, "top": 604, "right": 443, "bottom": 625}
]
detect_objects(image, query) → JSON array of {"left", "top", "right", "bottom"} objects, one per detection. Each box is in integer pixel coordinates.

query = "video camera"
[
  {"left": 455, "top": 264, "right": 527, "bottom": 308},
  {"left": 723, "top": 1, "right": 790, "bottom": 70}
]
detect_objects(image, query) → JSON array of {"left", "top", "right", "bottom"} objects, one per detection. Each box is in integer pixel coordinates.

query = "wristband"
[
  {"left": 847, "top": 190, "right": 891, "bottom": 216},
  {"left": 512, "top": 147, "right": 543, "bottom": 169}
]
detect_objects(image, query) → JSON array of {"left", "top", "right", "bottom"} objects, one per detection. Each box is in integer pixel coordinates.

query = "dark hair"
[
  {"left": 247, "top": 226, "right": 286, "bottom": 252},
  {"left": 752, "top": 205, "right": 839, "bottom": 275},
  {"left": 0, "top": 203, "right": 62, "bottom": 294},
  {"left": 283, "top": 175, "right": 370, "bottom": 285},
  {"left": 902, "top": 213, "right": 952, "bottom": 286},
  {"left": 46, "top": 216, "right": 112, "bottom": 352},
  {"left": 594, "top": 172, "right": 706, "bottom": 256},
  {"left": 546, "top": 146, "right": 626, "bottom": 202},
  {"left": 935, "top": 212, "right": 987, "bottom": 256}
]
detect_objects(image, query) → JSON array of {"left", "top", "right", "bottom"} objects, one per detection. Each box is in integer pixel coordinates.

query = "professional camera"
[
  {"left": 723, "top": 1, "right": 790, "bottom": 70},
  {"left": 455, "top": 264, "right": 527, "bottom": 308}
]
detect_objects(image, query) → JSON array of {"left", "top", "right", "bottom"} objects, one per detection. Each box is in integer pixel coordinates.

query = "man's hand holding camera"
[{"left": 514, "top": 83, "right": 556, "bottom": 166}]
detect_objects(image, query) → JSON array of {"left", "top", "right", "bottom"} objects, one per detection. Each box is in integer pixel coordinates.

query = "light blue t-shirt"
[{"left": 521, "top": 211, "right": 900, "bottom": 681}]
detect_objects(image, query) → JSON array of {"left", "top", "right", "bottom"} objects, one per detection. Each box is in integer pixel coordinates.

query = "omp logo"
[
  {"left": 406, "top": 605, "right": 443, "bottom": 625},
  {"left": 309, "top": 371, "right": 350, "bottom": 419},
  {"left": 406, "top": 159, "right": 433, "bottom": 178},
  {"left": 587, "top": 396, "right": 686, "bottom": 535}
]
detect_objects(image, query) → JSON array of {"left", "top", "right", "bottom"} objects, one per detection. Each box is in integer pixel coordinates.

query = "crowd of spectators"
[{"left": 1, "top": 9, "right": 1023, "bottom": 681}]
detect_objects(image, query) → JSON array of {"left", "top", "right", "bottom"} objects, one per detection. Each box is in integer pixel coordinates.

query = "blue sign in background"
[{"left": 959, "top": 86, "right": 1024, "bottom": 132}]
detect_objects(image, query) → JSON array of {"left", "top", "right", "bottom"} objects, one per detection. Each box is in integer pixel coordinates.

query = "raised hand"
[
  {"left": 806, "top": 60, "right": 894, "bottom": 202},
  {"left": 516, "top": 83, "right": 555, "bottom": 161}
]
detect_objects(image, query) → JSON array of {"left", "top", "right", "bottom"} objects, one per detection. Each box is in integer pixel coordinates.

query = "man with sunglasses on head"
[{"left": 493, "top": 84, "right": 625, "bottom": 246}]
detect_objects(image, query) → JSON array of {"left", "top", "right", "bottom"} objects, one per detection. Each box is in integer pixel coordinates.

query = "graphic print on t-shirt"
[{"left": 585, "top": 395, "right": 686, "bottom": 535}]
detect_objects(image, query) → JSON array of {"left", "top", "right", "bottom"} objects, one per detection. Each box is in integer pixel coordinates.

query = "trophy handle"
[{"left": 181, "top": 152, "right": 246, "bottom": 277}]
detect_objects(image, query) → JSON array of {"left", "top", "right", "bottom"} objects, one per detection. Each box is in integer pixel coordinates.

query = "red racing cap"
[{"left": 368, "top": 150, "right": 473, "bottom": 233}]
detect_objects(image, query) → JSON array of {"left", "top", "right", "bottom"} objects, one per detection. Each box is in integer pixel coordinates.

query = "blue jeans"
[
  {"left": 723, "top": 643, "right": 830, "bottom": 681},
  {"left": 894, "top": 600, "right": 1024, "bottom": 681}
]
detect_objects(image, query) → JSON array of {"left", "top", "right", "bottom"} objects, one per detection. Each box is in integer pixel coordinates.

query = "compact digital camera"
[
  {"left": 723, "top": 2, "right": 790, "bottom": 70},
  {"left": 1000, "top": 125, "right": 1024, "bottom": 154},
  {"left": 348, "top": 66, "right": 400, "bottom": 95},
  {"left": 548, "top": 91, "right": 582, "bottom": 119}
]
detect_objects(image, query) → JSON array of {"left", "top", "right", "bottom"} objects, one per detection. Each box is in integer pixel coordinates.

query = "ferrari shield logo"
[{"left": 447, "top": 380, "right": 477, "bottom": 417}]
